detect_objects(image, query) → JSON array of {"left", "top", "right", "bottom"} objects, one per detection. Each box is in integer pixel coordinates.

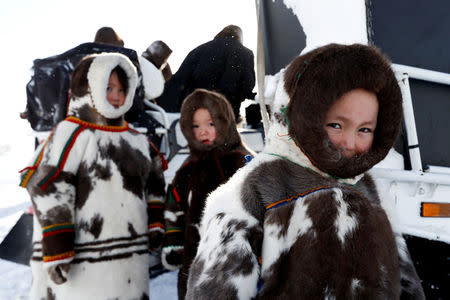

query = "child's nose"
[
  {"left": 341, "top": 131, "right": 356, "bottom": 151},
  {"left": 111, "top": 90, "right": 120, "bottom": 100}
]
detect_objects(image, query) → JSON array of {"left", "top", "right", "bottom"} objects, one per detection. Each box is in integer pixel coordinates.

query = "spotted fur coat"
[
  {"left": 186, "top": 45, "right": 424, "bottom": 299},
  {"left": 20, "top": 53, "right": 166, "bottom": 300}
]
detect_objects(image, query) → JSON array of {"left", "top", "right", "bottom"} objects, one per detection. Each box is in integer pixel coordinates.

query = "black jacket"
[{"left": 157, "top": 37, "right": 255, "bottom": 120}]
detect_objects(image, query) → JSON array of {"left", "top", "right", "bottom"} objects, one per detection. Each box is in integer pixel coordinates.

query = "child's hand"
[
  {"left": 47, "top": 263, "right": 71, "bottom": 284},
  {"left": 161, "top": 246, "right": 183, "bottom": 271}
]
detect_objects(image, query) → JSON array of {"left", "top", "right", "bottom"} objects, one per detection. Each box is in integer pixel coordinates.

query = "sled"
[{"left": 0, "top": 213, "right": 33, "bottom": 266}]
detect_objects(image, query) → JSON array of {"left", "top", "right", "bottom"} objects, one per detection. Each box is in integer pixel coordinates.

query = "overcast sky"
[{"left": 0, "top": 0, "right": 257, "bottom": 138}]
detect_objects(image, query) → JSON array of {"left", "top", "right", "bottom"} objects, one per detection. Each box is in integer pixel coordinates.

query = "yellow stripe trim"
[
  {"left": 66, "top": 116, "right": 128, "bottom": 131},
  {"left": 43, "top": 250, "right": 75, "bottom": 262},
  {"left": 42, "top": 222, "right": 74, "bottom": 231}
]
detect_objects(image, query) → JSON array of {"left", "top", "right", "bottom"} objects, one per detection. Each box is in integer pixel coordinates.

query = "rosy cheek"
[
  {"left": 327, "top": 133, "right": 341, "bottom": 148},
  {"left": 357, "top": 141, "right": 372, "bottom": 154}
]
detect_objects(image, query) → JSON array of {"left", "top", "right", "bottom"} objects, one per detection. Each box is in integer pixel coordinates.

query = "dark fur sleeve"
[
  {"left": 146, "top": 142, "right": 167, "bottom": 240},
  {"left": 396, "top": 234, "right": 426, "bottom": 299},
  {"left": 162, "top": 163, "right": 191, "bottom": 250},
  {"left": 361, "top": 174, "right": 425, "bottom": 299}
]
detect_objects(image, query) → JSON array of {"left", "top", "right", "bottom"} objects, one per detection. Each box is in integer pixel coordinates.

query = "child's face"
[
  {"left": 193, "top": 108, "right": 216, "bottom": 145},
  {"left": 106, "top": 71, "right": 126, "bottom": 108},
  {"left": 324, "top": 88, "right": 379, "bottom": 158}
]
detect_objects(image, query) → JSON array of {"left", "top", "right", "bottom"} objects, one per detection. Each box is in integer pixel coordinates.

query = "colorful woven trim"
[
  {"left": 148, "top": 200, "right": 164, "bottom": 209},
  {"left": 164, "top": 227, "right": 182, "bottom": 234},
  {"left": 180, "top": 160, "right": 191, "bottom": 169},
  {"left": 37, "top": 125, "right": 85, "bottom": 190},
  {"left": 42, "top": 223, "right": 75, "bottom": 238},
  {"left": 43, "top": 250, "right": 75, "bottom": 263},
  {"left": 173, "top": 187, "right": 181, "bottom": 203},
  {"left": 66, "top": 116, "right": 129, "bottom": 132},
  {"left": 265, "top": 186, "right": 333, "bottom": 211},
  {"left": 19, "top": 131, "right": 54, "bottom": 188},
  {"left": 167, "top": 187, "right": 181, "bottom": 205},
  {"left": 149, "top": 222, "right": 164, "bottom": 230}
]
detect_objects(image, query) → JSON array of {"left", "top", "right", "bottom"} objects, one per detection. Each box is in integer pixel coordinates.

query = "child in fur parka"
[
  {"left": 20, "top": 53, "right": 166, "bottom": 300},
  {"left": 161, "top": 88, "right": 254, "bottom": 299},
  {"left": 185, "top": 44, "right": 425, "bottom": 299}
]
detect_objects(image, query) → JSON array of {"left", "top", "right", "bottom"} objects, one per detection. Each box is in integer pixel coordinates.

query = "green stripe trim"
[
  {"left": 38, "top": 125, "right": 83, "bottom": 187},
  {"left": 42, "top": 224, "right": 75, "bottom": 233},
  {"left": 165, "top": 227, "right": 182, "bottom": 232}
]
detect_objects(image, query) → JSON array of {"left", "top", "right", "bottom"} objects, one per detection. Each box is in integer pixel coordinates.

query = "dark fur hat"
[
  {"left": 284, "top": 43, "right": 402, "bottom": 178},
  {"left": 94, "top": 27, "right": 124, "bottom": 47},
  {"left": 214, "top": 25, "right": 243, "bottom": 44},
  {"left": 142, "top": 40, "right": 172, "bottom": 70},
  {"left": 180, "top": 89, "right": 242, "bottom": 160}
]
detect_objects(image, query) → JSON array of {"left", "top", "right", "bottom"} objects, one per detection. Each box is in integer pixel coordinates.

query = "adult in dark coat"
[{"left": 156, "top": 25, "right": 256, "bottom": 122}]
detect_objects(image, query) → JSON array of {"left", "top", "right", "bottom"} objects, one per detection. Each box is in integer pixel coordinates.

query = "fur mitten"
[{"left": 161, "top": 246, "right": 183, "bottom": 271}]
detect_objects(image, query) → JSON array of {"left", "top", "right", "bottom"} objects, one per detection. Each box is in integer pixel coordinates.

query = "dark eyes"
[
  {"left": 326, "top": 123, "right": 373, "bottom": 133},
  {"left": 326, "top": 123, "right": 341, "bottom": 129},
  {"left": 209, "top": 122, "right": 215, "bottom": 127},
  {"left": 106, "top": 86, "right": 125, "bottom": 93},
  {"left": 359, "top": 128, "right": 372, "bottom": 133}
]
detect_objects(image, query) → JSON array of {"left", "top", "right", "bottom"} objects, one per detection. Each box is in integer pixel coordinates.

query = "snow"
[{"left": 283, "top": 0, "right": 368, "bottom": 54}]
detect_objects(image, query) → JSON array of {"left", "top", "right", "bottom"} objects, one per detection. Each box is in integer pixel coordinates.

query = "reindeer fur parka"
[
  {"left": 185, "top": 44, "right": 425, "bottom": 299},
  {"left": 162, "top": 89, "right": 254, "bottom": 299},
  {"left": 20, "top": 53, "right": 166, "bottom": 300}
]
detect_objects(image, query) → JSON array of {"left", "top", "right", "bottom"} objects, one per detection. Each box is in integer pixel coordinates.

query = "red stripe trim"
[
  {"left": 19, "top": 166, "right": 37, "bottom": 173},
  {"left": 173, "top": 187, "right": 181, "bottom": 203},
  {"left": 66, "top": 116, "right": 129, "bottom": 132},
  {"left": 149, "top": 222, "right": 164, "bottom": 229},
  {"left": 181, "top": 160, "right": 191, "bottom": 169},
  {"left": 39, "top": 126, "right": 85, "bottom": 190},
  {"left": 148, "top": 205, "right": 164, "bottom": 209},
  {"left": 43, "top": 228, "right": 75, "bottom": 238},
  {"left": 43, "top": 250, "right": 75, "bottom": 262},
  {"left": 19, "top": 131, "right": 54, "bottom": 188}
]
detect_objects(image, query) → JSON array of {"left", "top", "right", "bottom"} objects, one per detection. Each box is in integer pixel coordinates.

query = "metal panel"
[{"left": 260, "top": 0, "right": 306, "bottom": 75}]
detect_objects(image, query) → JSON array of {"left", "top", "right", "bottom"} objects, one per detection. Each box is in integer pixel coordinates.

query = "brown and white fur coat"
[
  {"left": 20, "top": 53, "right": 166, "bottom": 300},
  {"left": 185, "top": 44, "right": 424, "bottom": 299},
  {"left": 162, "top": 89, "right": 254, "bottom": 299}
]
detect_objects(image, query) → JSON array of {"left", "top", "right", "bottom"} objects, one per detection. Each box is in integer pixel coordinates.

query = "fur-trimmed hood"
[
  {"left": 67, "top": 52, "right": 138, "bottom": 124},
  {"left": 179, "top": 89, "right": 245, "bottom": 161},
  {"left": 264, "top": 44, "right": 403, "bottom": 180}
]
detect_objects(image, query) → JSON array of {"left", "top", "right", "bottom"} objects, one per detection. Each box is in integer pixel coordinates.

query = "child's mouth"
[{"left": 202, "top": 139, "right": 212, "bottom": 145}]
